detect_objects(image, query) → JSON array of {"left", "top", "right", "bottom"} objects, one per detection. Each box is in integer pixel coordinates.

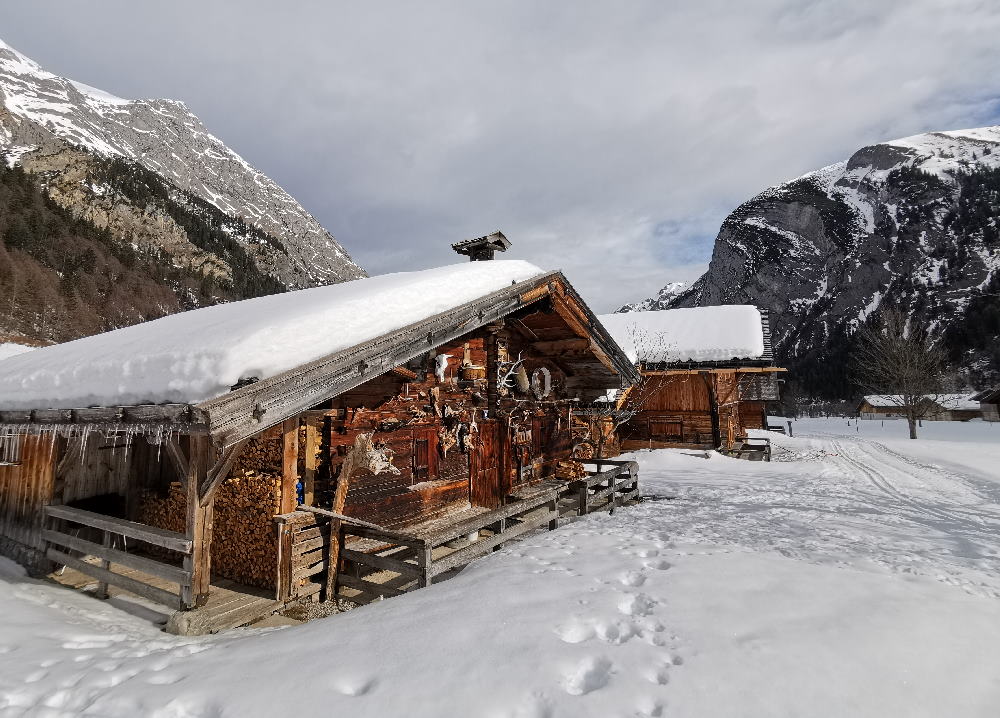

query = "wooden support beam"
[
  {"left": 303, "top": 423, "right": 320, "bottom": 506},
  {"left": 165, "top": 439, "right": 189, "bottom": 486},
  {"left": 183, "top": 435, "right": 213, "bottom": 608},
  {"left": 199, "top": 438, "right": 248, "bottom": 505},
  {"left": 280, "top": 418, "right": 299, "bottom": 515},
  {"left": 323, "top": 433, "right": 369, "bottom": 601}
]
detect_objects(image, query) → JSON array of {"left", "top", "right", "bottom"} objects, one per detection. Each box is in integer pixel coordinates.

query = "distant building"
[
  {"left": 857, "top": 396, "right": 910, "bottom": 420},
  {"left": 857, "top": 394, "right": 982, "bottom": 421},
  {"left": 597, "top": 306, "right": 784, "bottom": 453},
  {"left": 972, "top": 388, "right": 1000, "bottom": 422}
]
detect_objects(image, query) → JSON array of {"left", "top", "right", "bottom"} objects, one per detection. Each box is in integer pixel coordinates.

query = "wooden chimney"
[{"left": 451, "top": 231, "right": 511, "bottom": 261}]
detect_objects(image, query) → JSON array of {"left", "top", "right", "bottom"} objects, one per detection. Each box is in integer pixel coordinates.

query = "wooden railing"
[
  {"left": 275, "top": 460, "right": 640, "bottom": 606},
  {"left": 43, "top": 505, "right": 193, "bottom": 610},
  {"left": 574, "top": 459, "right": 640, "bottom": 514}
]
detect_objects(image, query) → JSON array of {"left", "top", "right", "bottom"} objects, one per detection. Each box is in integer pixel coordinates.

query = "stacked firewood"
[
  {"left": 136, "top": 482, "right": 186, "bottom": 536},
  {"left": 211, "top": 470, "right": 280, "bottom": 587},
  {"left": 137, "top": 430, "right": 285, "bottom": 589},
  {"left": 554, "top": 459, "right": 587, "bottom": 479}
]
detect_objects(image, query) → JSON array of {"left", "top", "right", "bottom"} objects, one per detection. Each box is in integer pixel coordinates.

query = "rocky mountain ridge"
[
  {"left": 0, "top": 38, "right": 364, "bottom": 290},
  {"left": 626, "top": 125, "right": 1000, "bottom": 396}
]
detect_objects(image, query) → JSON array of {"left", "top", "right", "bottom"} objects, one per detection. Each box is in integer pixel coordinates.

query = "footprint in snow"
[
  {"left": 333, "top": 675, "right": 377, "bottom": 696},
  {"left": 595, "top": 619, "right": 640, "bottom": 645},
  {"left": 635, "top": 696, "right": 665, "bottom": 717},
  {"left": 561, "top": 656, "right": 612, "bottom": 696},
  {"left": 555, "top": 618, "right": 595, "bottom": 644},
  {"left": 644, "top": 559, "right": 672, "bottom": 571},
  {"left": 635, "top": 548, "right": 659, "bottom": 558},
  {"left": 619, "top": 570, "right": 647, "bottom": 587},
  {"left": 618, "top": 593, "right": 657, "bottom": 617}
]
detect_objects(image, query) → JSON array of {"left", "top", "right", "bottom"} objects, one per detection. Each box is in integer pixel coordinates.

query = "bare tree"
[
  {"left": 852, "top": 309, "right": 947, "bottom": 439},
  {"left": 574, "top": 327, "right": 676, "bottom": 458}
]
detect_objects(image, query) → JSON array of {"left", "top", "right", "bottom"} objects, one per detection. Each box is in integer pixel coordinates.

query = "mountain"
[
  {"left": 0, "top": 38, "right": 365, "bottom": 345},
  {"left": 618, "top": 281, "right": 687, "bottom": 312},
  {"left": 626, "top": 126, "right": 1000, "bottom": 398}
]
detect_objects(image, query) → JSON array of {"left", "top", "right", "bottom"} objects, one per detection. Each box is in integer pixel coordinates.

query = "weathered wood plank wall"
[{"left": 0, "top": 435, "right": 57, "bottom": 570}]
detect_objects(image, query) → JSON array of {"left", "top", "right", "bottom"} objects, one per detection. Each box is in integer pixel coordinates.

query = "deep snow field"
[{"left": 2, "top": 417, "right": 1000, "bottom": 717}]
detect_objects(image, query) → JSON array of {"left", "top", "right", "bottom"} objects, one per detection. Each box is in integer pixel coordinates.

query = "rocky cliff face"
[
  {"left": 628, "top": 126, "right": 1000, "bottom": 396},
  {"left": 0, "top": 38, "right": 364, "bottom": 290}
]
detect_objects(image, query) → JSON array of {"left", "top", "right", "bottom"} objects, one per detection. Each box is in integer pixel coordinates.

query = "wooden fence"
[
  {"left": 275, "top": 461, "right": 639, "bottom": 604},
  {"left": 43, "top": 505, "right": 194, "bottom": 610}
]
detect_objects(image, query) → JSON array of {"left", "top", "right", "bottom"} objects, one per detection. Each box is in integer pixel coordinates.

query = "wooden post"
[
  {"left": 701, "top": 371, "right": 722, "bottom": 449},
  {"left": 275, "top": 519, "right": 293, "bottom": 602},
  {"left": 547, "top": 498, "right": 558, "bottom": 531},
  {"left": 280, "top": 417, "right": 299, "bottom": 515},
  {"left": 182, "top": 435, "right": 213, "bottom": 608},
  {"left": 578, "top": 480, "right": 589, "bottom": 516},
  {"left": 417, "top": 543, "right": 433, "bottom": 588},
  {"left": 95, "top": 530, "right": 111, "bottom": 600},
  {"left": 303, "top": 421, "right": 319, "bottom": 506},
  {"left": 323, "top": 432, "right": 369, "bottom": 601}
]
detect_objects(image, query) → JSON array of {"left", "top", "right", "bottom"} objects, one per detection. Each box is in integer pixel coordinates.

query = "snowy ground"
[{"left": 2, "top": 418, "right": 1000, "bottom": 717}]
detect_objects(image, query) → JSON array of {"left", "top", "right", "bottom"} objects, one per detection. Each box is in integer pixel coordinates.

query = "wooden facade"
[
  {"left": 0, "top": 270, "right": 639, "bottom": 632},
  {"left": 973, "top": 388, "right": 1000, "bottom": 422},
  {"left": 616, "top": 368, "right": 780, "bottom": 452}
]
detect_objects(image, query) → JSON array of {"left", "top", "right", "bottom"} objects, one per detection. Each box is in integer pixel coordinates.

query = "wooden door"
[{"left": 470, "top": 420, "right": 501, "bottom": 508}]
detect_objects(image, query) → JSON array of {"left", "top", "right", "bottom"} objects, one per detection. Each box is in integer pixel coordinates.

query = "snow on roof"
[
  {"left": 863, "top": 395, "right": 907, "bottom": 408},
  {"left": 863, "top": 394, "right": 982, "bottom": 411},
  {"left": 934, "top": 394, "right": 982, "bottom": 411},
  {"left": 597, "top": 306, "right": 765, "bottom": 365},
  {"left": 0, "top": 261, "right": 545, "bottom": 410},
  {"left": 0, "top": 343, "right": 36, "bottom": 361}
]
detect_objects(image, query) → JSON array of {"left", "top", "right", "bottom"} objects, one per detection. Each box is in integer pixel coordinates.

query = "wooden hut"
[
  {"left": 596, "top": 306, "right": 784, "bottom": 454},
  {"left": 0, "top": 253, "right": 639, "bottom": 633},
  {"left": 973, "top": 388, "right": 1000, "bottom": 422},
  {"left": 857, "top": 395, "right": 910, "bottom": 420}
]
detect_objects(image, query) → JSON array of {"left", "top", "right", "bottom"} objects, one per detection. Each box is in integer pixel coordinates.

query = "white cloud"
[{"left": 4, "top": 0, "right": 1000, "bottom": 311}]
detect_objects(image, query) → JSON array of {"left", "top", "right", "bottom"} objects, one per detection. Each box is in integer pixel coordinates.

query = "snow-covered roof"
[
  {"left": 0, "top": 343, "right": 36, "bottom": 361},
  {"left": 0, "top": 261, "right": 545, "bottom": 410},
  {"left": 934, "top": 394, "right": 982, "bottom": 411},
  {"left": 862, "top": 395, "right": 907, "bottom": 408},
  {"left": 862, "top": 394, "right": 981, "bottom": 411},
  {"left": 597, "top": 306, "right": 766, "bottom": 365}
]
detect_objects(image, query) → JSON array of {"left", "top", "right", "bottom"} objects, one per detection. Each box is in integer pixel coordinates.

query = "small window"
[{"left": 0, "top": 433, "right": 22, "bottom": 466}]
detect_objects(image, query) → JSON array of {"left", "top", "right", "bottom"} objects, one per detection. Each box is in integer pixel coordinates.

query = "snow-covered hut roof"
[
  {"left": 861, "top": 394, "right": 981, "bottom": 411},
  {"left": 972, "top": 387, "right": 1000, "bottom": 404},
  {"left": 0, "top": 261, "right": 544, "bottom": 410},
  {"left": 862, "top": 395, "right": 907, "bottom": 408},
  {"left": 0, "top": 261, "right": 639, "bottom": 443},
  {"left": 596, "top": 306, "right": 768, "bottom": 365},
  {"left": 0, "top": 343, "right": 36, "bottom": 361},
  {"left": 934, "top": 394, "right": 982, "bottom": 411}
]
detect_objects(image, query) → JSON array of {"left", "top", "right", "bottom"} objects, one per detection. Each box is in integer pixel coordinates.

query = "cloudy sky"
[{"left": 4, "top": 1, "right": 1000, "bottom": 310}]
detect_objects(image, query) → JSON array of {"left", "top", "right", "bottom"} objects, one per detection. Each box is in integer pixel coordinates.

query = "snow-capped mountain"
[
  {"left": 618, "top": 281, "right": 687, "bottom": 312},
  {"left": 0, "top": 38, "right": 364, "bottom": 288},
  {"left": 628, "top": 126, "right": 1000, "bottom": 395}
]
